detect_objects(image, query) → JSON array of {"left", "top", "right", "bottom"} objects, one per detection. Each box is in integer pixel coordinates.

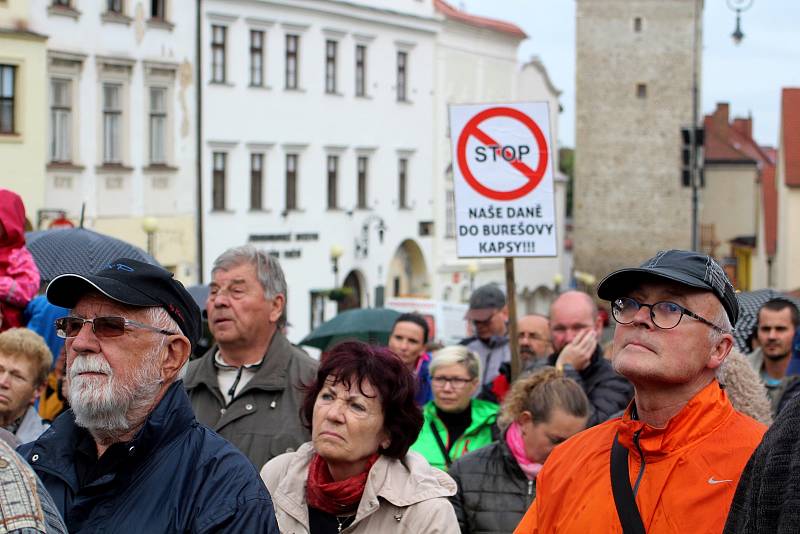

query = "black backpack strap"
[
  {"left": 430, "top": 421, "right": 452, "bottom": 468},
  {"left": 610, "top": 432, "right": 646, "bottom": 534}
]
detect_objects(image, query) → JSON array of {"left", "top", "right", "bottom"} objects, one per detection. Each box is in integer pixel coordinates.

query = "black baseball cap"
[
  {"left": 465, "top": 284, "right": 506, "bottom": 321},
  {"left": 47, "top": 258, "right": 202, "bottom": 350},
  {"left": 596, "top": 249, "right": 739, "bottom": 326}
]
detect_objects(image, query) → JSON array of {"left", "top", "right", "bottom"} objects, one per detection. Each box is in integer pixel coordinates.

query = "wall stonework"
[{"left": 574, "top": 0, "right": 701, "bottom": 279}]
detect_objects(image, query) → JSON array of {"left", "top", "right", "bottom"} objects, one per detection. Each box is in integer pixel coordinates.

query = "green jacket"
[{"left": 411, "top": 398, "right": 499, "bottom": 471}]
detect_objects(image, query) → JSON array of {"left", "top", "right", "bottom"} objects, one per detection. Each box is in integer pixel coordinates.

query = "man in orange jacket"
[{"left": 515, "top": 250, "right": 766, "bottom": 534}]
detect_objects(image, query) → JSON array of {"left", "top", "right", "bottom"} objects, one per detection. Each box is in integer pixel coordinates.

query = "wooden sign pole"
[{"left": 505, "top": 257, "right": 520, "bottom": 382}]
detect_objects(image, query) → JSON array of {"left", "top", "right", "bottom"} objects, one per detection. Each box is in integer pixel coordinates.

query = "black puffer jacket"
[
  {"left": 547, "top": 345, "right": 633, "bottom": 426},
  {"left": 448, "top": 439, "right": 534, "bottom": 534}
]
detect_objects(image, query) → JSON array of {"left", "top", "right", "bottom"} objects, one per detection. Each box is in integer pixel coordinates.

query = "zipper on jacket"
[
  {"left": 525, "top": 479, "right": 534, "bottom": 507},
  {"left": 631, "top": 428, "right": 646, "bottom": 498}
]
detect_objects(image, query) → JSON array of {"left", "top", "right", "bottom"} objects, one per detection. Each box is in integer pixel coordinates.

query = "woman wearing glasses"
[
  {"left": 410, "top": 346, "right": 499, "bottom": 471},
  {"left": 448, "top": 368, "right": 589, "bottom": 534}
]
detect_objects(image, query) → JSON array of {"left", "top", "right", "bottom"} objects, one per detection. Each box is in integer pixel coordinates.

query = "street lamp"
[
  {"left": 466, "top": 261, "right": 478, "bottom": 291},
  {"left": 142, "top": 217, "right": 159, "bottom": 257},
  {"left": 330, "top": 244, "right": 343, "bottom": 287},
  {"left": 727, "top": 0, "right": 753, "bottom": 45}
]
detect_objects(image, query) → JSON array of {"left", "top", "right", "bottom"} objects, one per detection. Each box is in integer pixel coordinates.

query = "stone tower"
[{"left": 573, "top": 0, "right": 702, "bottom": 280}]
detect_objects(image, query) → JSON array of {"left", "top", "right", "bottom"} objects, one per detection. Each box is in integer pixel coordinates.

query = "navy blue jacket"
[{"left": 19, "top": 381, "right": 279, "bottom": 534}]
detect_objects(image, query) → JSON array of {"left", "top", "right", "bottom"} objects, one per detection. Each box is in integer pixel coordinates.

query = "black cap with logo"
[{"left": 47, "top": 258, "right": 202, "bottom": 350}]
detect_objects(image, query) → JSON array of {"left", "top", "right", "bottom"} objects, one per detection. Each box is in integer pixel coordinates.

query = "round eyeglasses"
[{"left": 611, "top": 297, "right": 727, "bottom": 333}]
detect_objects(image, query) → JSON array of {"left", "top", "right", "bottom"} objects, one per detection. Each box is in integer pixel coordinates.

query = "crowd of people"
[{"left": 2, "top": 184, "right": 800, "bottom": 533}]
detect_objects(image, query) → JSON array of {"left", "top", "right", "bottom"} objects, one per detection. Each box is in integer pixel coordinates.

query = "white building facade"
[
  {"left": 432, "top": 1, "right": 567, "bottom": 315},
  {"left": 201, "top": 0, "right": 438, "bottom": 341},
  {"left": 28, "top": 0, "right": 197, "bottom": 280}
]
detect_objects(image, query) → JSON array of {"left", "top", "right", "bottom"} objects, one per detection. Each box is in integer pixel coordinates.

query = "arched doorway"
[
  {"left": 387, "top": 239, "right": 430, "bottom": 298},
  {"left": 338, "top": 269, "right": 364, "bottom": 312}
]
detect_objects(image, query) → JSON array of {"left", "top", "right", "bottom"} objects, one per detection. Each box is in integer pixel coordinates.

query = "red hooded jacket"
[{"left": 0, "top": 189, "right": 39, "bottom": 330}]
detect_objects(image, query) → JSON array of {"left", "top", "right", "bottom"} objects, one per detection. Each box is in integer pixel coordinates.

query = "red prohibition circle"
[{"left": 456, "top": 106, "right": 549, "bottom": 201}]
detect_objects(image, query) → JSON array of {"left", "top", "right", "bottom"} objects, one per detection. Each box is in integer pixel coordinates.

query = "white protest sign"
[{"left": 449, "top": 102, "right": 557, "bottom": 258}]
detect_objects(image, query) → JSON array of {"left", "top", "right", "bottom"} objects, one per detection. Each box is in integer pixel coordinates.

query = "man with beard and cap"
[
  {"left": 515, "top": 250, "right": 766, "bottom": 534},
  {"left": 545, "top": 290, "right": 633, "bottom": 426},
  {"left": 461, "top": 284, "right": 510, "bottom": 400},
  {"left": 18, "top": 259, "right": 278, "bottom": 533}
]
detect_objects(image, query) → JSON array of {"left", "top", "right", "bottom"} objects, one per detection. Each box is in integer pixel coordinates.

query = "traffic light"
[{"left": 680, "top": 126, "right": 704, "bottom": 187}]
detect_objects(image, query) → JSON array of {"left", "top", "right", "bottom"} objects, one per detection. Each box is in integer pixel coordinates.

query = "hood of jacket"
[{"left": 0, "top": 189, "right": 27, "bottom": 265}]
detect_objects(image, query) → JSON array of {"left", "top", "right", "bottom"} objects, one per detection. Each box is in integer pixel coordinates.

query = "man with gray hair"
[
  {"left": 185, "top": 245, "right": 317, "bottom": 469},
  {"left": 18, "top": 259, "right": 278, "bottom": 532}
]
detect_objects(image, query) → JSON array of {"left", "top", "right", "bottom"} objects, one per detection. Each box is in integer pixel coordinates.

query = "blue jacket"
[{"left": 18, "top": 381, "right": 279, "bottom": 534}]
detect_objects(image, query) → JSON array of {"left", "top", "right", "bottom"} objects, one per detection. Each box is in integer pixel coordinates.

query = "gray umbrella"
[
  {"left": 25, "top": 228, "right": 158, "bottom": 283},
  {"left": 733, "top": 289, "right": 800, "bottom": 352}
]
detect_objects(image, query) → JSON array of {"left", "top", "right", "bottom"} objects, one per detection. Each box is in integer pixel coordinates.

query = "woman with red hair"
[{"left": 261, "top": 341, "right": 459, "bottom": 533}]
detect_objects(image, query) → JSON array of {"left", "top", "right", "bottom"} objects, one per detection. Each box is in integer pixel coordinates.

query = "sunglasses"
[{"left": 55, "top": 316, "right": 178, "bottom": 339}]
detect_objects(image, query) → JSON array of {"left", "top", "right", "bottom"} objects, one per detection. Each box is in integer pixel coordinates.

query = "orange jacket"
[{"left": 514, "top": 380, "right": 766, "bottom": 534}]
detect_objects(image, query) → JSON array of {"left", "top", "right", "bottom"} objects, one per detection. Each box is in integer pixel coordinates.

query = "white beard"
[{"left": 67, "top": 350, "right": 163, "bottom": 439}]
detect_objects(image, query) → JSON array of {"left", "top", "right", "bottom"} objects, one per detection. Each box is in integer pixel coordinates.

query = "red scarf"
[{"left": 306, "top": 452, "right": 379, "bottom": 515}]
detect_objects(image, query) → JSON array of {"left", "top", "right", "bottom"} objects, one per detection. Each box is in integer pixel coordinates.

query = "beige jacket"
[{"left": 261, "top": 442, "right": 459, "bottom": 534}]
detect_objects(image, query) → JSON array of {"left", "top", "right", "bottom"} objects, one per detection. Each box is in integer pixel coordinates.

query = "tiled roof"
[
  {"left": 704, "top": 103, "right": 772, "bottom": 164},
  {"left": 434, "top": 0, "right": 527, "bottom": 39},
  {"left": 761, "top": 162, "right": 777, "bottom": 256},
  {"left": 782, "top": 88, "right": 800, "bottom": 187}
]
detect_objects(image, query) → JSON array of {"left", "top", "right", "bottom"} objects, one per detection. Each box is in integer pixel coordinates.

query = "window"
[
  {"left": 355, "top": 44, "right": 366, "bottom": 97},
  {"left": 50, "top": 79, "right": 71, "bottom": 161},
  {"left": 285, "top": 154, "right": 298, "bottom": 211},
  {"left": 636, "top": 83, "right": 647, "bottom": 98},
  {"left": 396, "top": 51, "right": 407, "bottom": 102},
  {"left": 107, "top": 0, "right": 123, "bottom": 13},
  {"left": 149, "top": 87, "right": 167, "bottom": 164},
  {"left": 251, "top": 153, "right": 264, "bottom": 210},
  {"left": 151, "top": 0, "right": 165, "bottom": 20},
  {"left": 357, "top": 156, "right": 368, "bottom": 209},
  {"left": 102, "top": 83, "right": 122, "bottom": 163},
  {"left": 398, "top": 158, "right": 408, "bottom": 208},
  {"left": 212, "top": 152, "right": 226, "bottom": 211},
  {"left": 327, "top": 155, "right": 338, "bottom": 209},
  {"left": 250, "top": 30, "right": 264, "bottom": 86},
  {"left": 634, "top": 17, "right": 642, "bottom": 32},
  {"left": 286, "top": 35, "right": 299, "bottom": 89},
  {"left": 0, "top": 65, "right": 15, "bottom": 134},
  {"left": 211, "top": 25, "right": 226, "bottom": 83},
  {"left": 325, "top": 40, "right": 337, "bottom": 94}
]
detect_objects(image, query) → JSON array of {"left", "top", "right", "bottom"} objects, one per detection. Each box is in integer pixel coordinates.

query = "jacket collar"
[
  {"left": 28, "top": 380, "right": 196, "bottom": 488},
  {"left": 617, "top": 379, "right": 734, "bottom": 461},
  {"left": 185, "top": 332, "right": 295, "bottom": 394}
]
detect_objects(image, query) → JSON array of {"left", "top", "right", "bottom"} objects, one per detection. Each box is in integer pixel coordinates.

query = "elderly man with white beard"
[{"left": 18, "top": 259, "right": 279, "bottom": 533}]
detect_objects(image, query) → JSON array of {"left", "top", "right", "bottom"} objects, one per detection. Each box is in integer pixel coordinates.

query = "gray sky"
[{"left": 463, "top": 0, "right": 800, "bottom": 149}]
